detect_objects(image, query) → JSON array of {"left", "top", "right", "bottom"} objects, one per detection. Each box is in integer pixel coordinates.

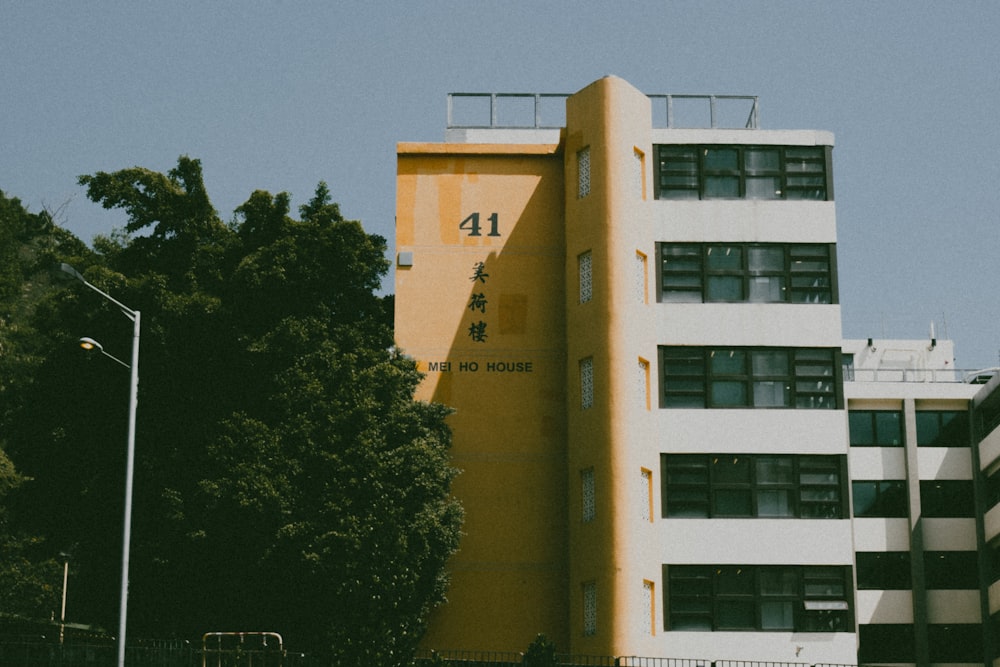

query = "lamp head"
[{"left": 79, "top": 337, "right": 103, "bottom": 352}]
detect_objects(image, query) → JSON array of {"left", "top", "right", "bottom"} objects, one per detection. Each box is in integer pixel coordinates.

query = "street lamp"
[
  {"left": 58, "top": 551, "right": 70, "bottom": 645},
  {"left": 58, "top": 263, "right": 139, "bottom": 667}
]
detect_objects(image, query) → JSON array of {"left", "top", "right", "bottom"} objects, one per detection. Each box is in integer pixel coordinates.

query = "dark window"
[
  {"left": 859, "top": 624, "right": 916, "bottom": 663},
  {"left": 990, "top": 543, "right": 1000, "bottom": 584},
  {"left": 659, "top": 243, "right": 835, "bottom": 304},
  {"left": 856, "top": 552, "right": 911, "bottom": 589},
  {"left": 928, "top": 624, "right": 985, "bottom": 663},
  {"left": 920, "top": 480, "right": 974, "bottom": 518},
  {"left": 852, "top": 481, "right": 908, "bottom": 518},
  {"left": 924, "top": 551, "right": 979, "bottom": 589},
  {"left": 841, "top": 353, "right": 854, "bottom": 381},
  {"left": 661, "top": 454, "right": 845, "bottom": 519},
  {"left": 988, "top": 471, "right": 1000, "bottom": 516},
  {"left": 849, "top": 410, "right": 903, "bottom": 446},
  {"left": 657, "top": 145, "right": 830, "bottom": 201},
  {"left": 665, "top": 565, "right": 851, "bottom": 632},
  {"left": 916, "top": 410, "right": 969, "bottom": 446},
  {"left": 660, "top": 347, "right": 841, "bottom": 410}
]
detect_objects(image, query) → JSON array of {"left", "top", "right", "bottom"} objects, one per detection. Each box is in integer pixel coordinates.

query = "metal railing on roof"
[
  {"left": 446, "top": 93, "right": 760, "bottom": 130},
  {"left": 844, "top": 367, "right": 997, "bottom": 384}
]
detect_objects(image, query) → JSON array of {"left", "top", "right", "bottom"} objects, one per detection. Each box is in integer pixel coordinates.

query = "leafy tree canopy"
[{"left": 1, "top": 160, "right": 462, "bottom": 665}]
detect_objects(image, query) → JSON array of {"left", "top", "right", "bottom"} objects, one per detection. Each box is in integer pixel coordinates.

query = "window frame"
[
  {"left": 665, "top": 564, "right": 852, "bottom": 632},
  {"left": 658, "top": 242, "right": 837, "bottom": 305},
  {"left": 923, "top": 551, "right": 980, "bottom": 589},
  {"left": 849, "top": 410, "right": 904, "bottom": 447},
  {"left": 915, "top": 410, "right": 970, "bottom": 447},
  {"left": 656, "top": 144, "right": 832, "bottom": 201},
  {"left": 920, "top": 480, "right": 975, "bottom": 518},
  {"left": 852, "top": 480, "right": 909, "bottom": 518},
  {"left": 659, "top": 346, "right": 842, "bottom": 410},
  {"left": 661, "top": 453, "right": 846, "bottom": 519},
  {"left": 855, "top": 551, "right": 912, "bottom": 590}
]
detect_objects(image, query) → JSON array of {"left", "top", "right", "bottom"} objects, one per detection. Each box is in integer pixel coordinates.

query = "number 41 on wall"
[{"left": 459, "top": 212, "right": 500, "bottom": 237}]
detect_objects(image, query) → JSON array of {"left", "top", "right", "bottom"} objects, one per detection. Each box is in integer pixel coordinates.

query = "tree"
[
  {"left": 2, "top": 159, "right": 462, "bottom": 664},
  {"left": 0, "top": 191, "right": 88, "bottom": 626}
]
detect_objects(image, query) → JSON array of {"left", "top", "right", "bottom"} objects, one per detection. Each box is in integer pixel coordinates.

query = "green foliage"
[
  {"left": 0, "top": 191, "right": 83, "bottom": 623},
  {"left": 523, "top": 634, "right": 558, "bottom": 667},
  {"left": 1, "top": 161, "right": 462, "bottom": 665}
]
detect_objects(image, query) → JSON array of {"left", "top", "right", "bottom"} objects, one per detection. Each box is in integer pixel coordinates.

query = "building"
[{"left": 394, "top": 76, "right": 997, "bottom": 666}]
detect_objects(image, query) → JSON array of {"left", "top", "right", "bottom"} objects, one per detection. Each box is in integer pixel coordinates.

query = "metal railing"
[
  {"left": 647, "top": 95, "right": 759, "bottom": 129},
  {"left": 846, "top": 367, "right": 996, "bottom": 384},
  {"left": 447, "top": 93, "right": 760, "bottom": 130},
  {"left": 448, "top": 93, "right": 570, "bottom": 129},
  {"left": 0, "top": 636, "right": 320, "bottom": 667},
  {"left": 414, "top": 651, "right": 856, "bottom": 667}
]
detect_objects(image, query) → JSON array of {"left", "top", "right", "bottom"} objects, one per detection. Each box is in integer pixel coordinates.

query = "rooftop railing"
[
  {"left": 844, "top": 367, "right": 997, "bottom": 384},
  {"left": 447, "top": 93, "right": 760, "bottom": 130}
]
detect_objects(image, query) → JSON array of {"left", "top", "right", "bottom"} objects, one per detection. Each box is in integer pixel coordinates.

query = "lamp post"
[
  {"left": 59, "top": 263, "right": 139, "bottom": 667},
  {"left": 59, "top": 551, "right": 70, "bottom": 645}
]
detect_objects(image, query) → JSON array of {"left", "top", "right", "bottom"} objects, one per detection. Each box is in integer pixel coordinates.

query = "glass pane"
[
  {"left": 760, "top": 601, "right": 794, "bottom": 629},
  {"left": 663, "top": 274, "right": 703, "bottom": 289},
  {"left": 713, "top": 456, "right": 751, "bottom": 483},
  {"left": 791, "top": 262, "right": 829, "bottom": 276},
  {"left": 801, "top": 488, "right": 839, "bottom": 502},
  {"left": 705, "top": 176, "right": 739, "bottom": 198},
  {"left": 670, "top": 615, "right": 712, "bottom": 630},
  {"left": 706, "top": 276, "right": 742, "bottom": 301},
  {"left": 801, "top": 469, "right": 838, "bottom": 485},
  {"left": 664, "top": 354, "right": 704, "bottom": 374},
  {"left": 745, "top": 148, "right": 780, "bottom": 171},
  {"left": 711, "top": 350, "right": 746, "bottom": 374},
  {"left": 662, "top": 189, "right": 700, "bottom": 200},
  {"left": 760, "top": 569, "right": 798, "bottom": 595},
  {"left": 671, "top": 598, "right": 712, "bottom": 613},
  {"left": 805, "top": 580, "right": 844, "bottom": 596},
  {"left": 936, "top": 411, "right": 969, "bottom": 446},
  {"left": 875, "top": 412, "right": 903, "bottom": 446},
  {"left": 716, "top": 600, "right": 755, "bottom": 629},
  {"left": 711, "top": 381, "right": 746, "bottom": 406},
  {"left": 752, "top": 351, "right": 789, "bottom": 376},
  {"left": 756, "top": 457, "right": 794, "bottom": 484},
  {"left": 716, "top": 567, "right": 754, "bottom": 594},
  {"left": 852, "top": 482, "right": 877, "bottom": 516},
  {"left": 668, "top": 379, "right": 706, "bottom": 393},
  {"left": 666, "top": 489, "right": 709, "bottom": 517},
  {"left": 916, "top": 412, "right": 940, "bottom": 445},
  {"left": 757, "top": 489, "right": 793, "bottom": 517},
  {"left": 748, "top": 276, "right": 785, "bottom": 302},
  {"left": 748, "top": 246, "right": 784, "bottom": 272},
  {"left": 664, "top": 394, "right": 706, "bottom": 408},
  {"left": 784, "top": 146, "right": 824, "bottom": 164},
  {"left": 704, "top": 147, "right": 738, "bottom": 170},
  {"left": 706, "top": 245, "right": 742, "bottom": 270},
  {"left": 753, "top": 381, "right": 789, "bottom": 407},
  {"left": 662, "top": 175, "right": 698, "bottom": 189},
  {"left": 849, "top": 412, "right": 875, "bottom": 446},
  {"left": 662, "top": 289, "right": 703, "bottom": 303},
  {"left": 666, "top": 462, "right": 707, "bottom": 485},
  {"left": 714, "top": 489, "right": 752, "bottom": 516},
  {"left": 746, "top": 176, "right": 781, "bottom": 199},
  {"left": 670, "top": 570, "right": 712, "bottom": 595},
  {"left": 785, "top": 186, "right": 825, "bottom": 201},
  {"left": 880, "top": 481, "right": 909, "bottom": 517}
]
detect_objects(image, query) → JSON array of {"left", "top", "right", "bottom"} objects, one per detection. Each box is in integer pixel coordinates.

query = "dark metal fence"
[
  {"left": 0, "top": 640, "right": 861, "bottom": 667},
  {"left": 0, "top": 636, "right": 321, "bottom": 667},
  {"left": 413, "top": 652, "right": 857, "bottom": 667}
]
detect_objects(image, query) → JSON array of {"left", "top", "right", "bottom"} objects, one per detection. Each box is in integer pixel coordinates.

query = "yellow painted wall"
[
  {"left": 395, "top": 144, "right": 569, "bottom": 651},
  {"left": 562, "top": 76, "right": 653, "bottom": 656}
]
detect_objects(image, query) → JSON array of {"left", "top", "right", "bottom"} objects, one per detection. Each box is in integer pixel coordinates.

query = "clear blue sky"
[{"left": 3, "top": 1, "right": 998, "bottom": 369}]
